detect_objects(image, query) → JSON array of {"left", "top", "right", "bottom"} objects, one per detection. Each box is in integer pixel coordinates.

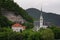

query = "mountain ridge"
[{"left": 26, "top": 8, "right": 60, "bottom": 26}]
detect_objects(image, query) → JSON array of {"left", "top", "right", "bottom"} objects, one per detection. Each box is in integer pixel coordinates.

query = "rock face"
[{"left": 1, "top": 8, "right": 25, "bottom": 23}]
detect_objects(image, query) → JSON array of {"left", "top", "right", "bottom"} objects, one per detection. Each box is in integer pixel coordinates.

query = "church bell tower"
[{"left": 40, "top": 8, "right": 43, "bottom": 28}]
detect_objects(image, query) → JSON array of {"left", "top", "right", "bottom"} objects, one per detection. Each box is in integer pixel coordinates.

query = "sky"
[{"left": 14, "top": 0, "right": 60, "bottom": 15}]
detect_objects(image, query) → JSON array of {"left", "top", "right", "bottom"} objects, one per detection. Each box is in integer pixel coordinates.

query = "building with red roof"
[{"left": 12, "top": 23, "right": 26, "bottom": 32}]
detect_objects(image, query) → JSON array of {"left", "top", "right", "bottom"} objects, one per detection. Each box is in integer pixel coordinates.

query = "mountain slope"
[
  {"left": 0, "top": 0, "right": 33, "bottom": 23},
  {"left": 26, "top": 8, "right": 60, "bottom": 26},
  {"left": 0, "top": 0, "right": 33, "bottom": 27}
]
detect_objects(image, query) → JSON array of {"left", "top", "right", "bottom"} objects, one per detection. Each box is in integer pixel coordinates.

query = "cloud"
[{"left": 14, "top": 0, "right": 60, "bottom": 14}]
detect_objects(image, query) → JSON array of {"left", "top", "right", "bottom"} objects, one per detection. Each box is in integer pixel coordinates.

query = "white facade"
[
  {"left": 12, "top": 27, "right": 24, "bottom": 32},
  {"left": 40, "top": 12, "right": 43, "bottom": 28},
  {"left": 12, "top": 23, "right": 26, "bottom": 32}
]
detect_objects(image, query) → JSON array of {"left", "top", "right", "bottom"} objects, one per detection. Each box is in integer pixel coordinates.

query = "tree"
[
  {"left": 49, "top": 26, "right": 60, "bottom": 39},
  {"left": 23, "top": 22, "right": 34, "bottom": 29},
  {"left": 0, "top": 0, "right": 34, "bottom": 28},
  {"left": 39, "top": 28, "right": 54, "bottom": 40},
  {"left": 0, "top": 16, "right": 12, "bottom": 27}
]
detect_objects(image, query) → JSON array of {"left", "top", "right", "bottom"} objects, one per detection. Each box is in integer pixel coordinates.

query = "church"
[{"left": 34, "top": 8, "right": 48, "bottom": 31}]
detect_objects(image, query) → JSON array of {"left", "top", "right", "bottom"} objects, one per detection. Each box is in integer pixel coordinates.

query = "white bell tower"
[
  {"left": 33, "top": 0, "right": 48, "bottom": 31},
  {"left": 40, "top": 8, "right": 43, "bottom": 28}
]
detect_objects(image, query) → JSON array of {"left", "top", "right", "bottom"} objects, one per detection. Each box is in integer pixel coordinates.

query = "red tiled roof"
[
  {"left": 12, "top": 23, "right": 22, "bottom": 27},
  {"left": 12, "top": 23, "right": 26, "bottom": 29}
]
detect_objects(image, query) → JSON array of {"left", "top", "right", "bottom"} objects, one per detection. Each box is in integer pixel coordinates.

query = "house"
[{"left": 12, "top": 23, "right": 26, "bottom": 32}]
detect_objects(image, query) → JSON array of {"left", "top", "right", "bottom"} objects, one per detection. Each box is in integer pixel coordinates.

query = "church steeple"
[
  {"left": 40, "top": 7, "right": 43, "bottom": 17},
  {"left": 34, "top": 6, "right": 44, "bottom": 31},
  {"left": 40, "top": 7, "right": 43, "bottom": 28},
  {"left": 33, "top": 0, "right": 48, "bottom": 31}
]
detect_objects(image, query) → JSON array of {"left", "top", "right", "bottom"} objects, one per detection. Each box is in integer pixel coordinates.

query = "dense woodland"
[
  {"left": 0, "top": 26, "right": 60, "bottom": 40},
  {"left": 0, "top": 0, "right": 34, "bottom": 28}
]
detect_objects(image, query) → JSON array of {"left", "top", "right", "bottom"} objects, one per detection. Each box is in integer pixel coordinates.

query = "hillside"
[
  {"left": 0, "top": 0, "right": 33, "bottom": 27},
  {"left": 26, "top": 8, "right": 60, "bottom": 26},
  {"left": 0, "top": 0, "right": 33, "bottom": 23}
]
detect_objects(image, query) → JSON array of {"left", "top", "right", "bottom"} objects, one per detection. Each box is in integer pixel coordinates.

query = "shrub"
[
  {"left": 22, "top": 29, "right": 40, "bottom": 40},
  {"left": 39, "top": 28, "right": 54, "bottom": 40},
  {"left": 49, "top": 26, "right": 60, "bottom": 39},
  {"left": 0, "top": 28, "right": 55, "bottom": 40}
]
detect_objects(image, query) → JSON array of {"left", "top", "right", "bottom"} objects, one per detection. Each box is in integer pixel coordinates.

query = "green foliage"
[
  {"left": 21, "top": 29, "right": 54, "bottom": 40},
  {"left": 0, "top": 27, "right": 13, "bottom": 40},
  {"left": 23, "top": 22, "right": 34, "bottom": 29},
  {"left": 0, "top": 16, "right": 13, "bottom": 27},
  {"left": 0, "top": 28, "right": 54, "bottom": 40},
  {"left": 0, "top": 27, "right": 13, "bottom": 32},
  {"left": 49, "top": 26, "right": 60, "bottom": 39},
  {"left": 0, "top": 0, "right": 33, "bottom": 23},
  {"left": 0, "top": 0, "right": 34, "bottom": 28},
  {"left": 39, "top": 28, "right": 54, "bottom": 40},
  {"left": 22, "top": 29, "right": 40, "bottom": 40}
]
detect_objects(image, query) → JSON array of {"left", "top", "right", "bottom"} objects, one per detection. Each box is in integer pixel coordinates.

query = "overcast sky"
[{"left": 14, "top": 0, "right": 60, "bottom": 15}]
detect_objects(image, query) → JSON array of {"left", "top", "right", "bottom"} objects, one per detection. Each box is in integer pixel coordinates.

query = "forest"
[
  {"left": 0, "top": 0, "right": 34, "bottom": 28},
  {"left": 0, "top": 26, "right": 60, "bottom": 40}
]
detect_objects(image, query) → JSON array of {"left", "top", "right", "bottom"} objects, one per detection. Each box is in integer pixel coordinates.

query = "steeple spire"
[
  {"left": 40, "top": 5, "right": 43, "bottom": 28},
  {"left": 33, "top": 0, "right": 48, "bottom": 31},
  {"left": 40, "top": 5, "right": 43, "bottom": 16}
]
